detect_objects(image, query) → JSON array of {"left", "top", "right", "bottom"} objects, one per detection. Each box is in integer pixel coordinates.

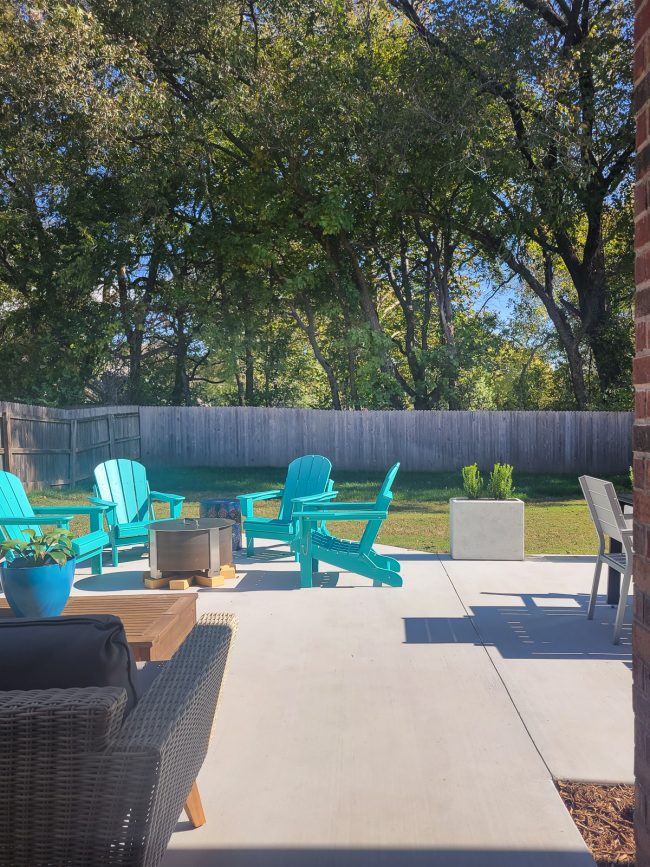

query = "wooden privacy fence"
[
  {"left": 0, "top": 404, "right": 633, "bottom": 483},
  {"left": 139, "top": 406, "right": 634, "bottom": 475},
  {"left": 0, "top": 403, "right": 141, "bottom": 490}
]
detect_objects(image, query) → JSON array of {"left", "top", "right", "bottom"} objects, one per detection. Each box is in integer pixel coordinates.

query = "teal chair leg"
[
  {"left": 312, "top": 559, "right": 319, "bottom": 573},
  {"left": 111, "top": 539, "right": 119, "bottom": 567},
  {"left": 300, "top": 558, "right": 313, "bottom": 588},
  {"left": 246, "top": 536, "right": 255, "bottom": 556},
  {"left": 90, "top": 551, "right": 103, "bottom": 576},
  {"left": 171, "top": 501, "right": 182, "bottom": 520}
]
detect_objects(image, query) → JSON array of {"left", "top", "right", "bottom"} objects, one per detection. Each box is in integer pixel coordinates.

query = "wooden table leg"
[
  {"left": 184, "top": 781, "right": 206, "bottom": 828},
  {"left": 607, "top": 537, "right": 622, "bottom": 606}
]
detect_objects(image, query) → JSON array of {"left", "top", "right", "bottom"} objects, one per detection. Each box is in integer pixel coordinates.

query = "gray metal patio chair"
[
  {"left": 0, "top": 613, "right": 237, "bottom": 867},
  {"left": 579, "top": 475, "right": 633, "bottom": 644}
]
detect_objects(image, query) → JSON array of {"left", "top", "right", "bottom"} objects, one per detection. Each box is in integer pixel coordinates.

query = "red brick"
[
  {"left": 639, "top": 287, "right": 650, "bottom": 319},
  {"left": 634, "top": 354, "right": 650, "bottom": 384},
  {"left": 637, "top": 178, "right": 650, "bottom": 214},
  {"left": 637, "top": 2, "right": 650, "bottom": 47},
  {"left": 638, "top": 42, "right": 648, "bottom": 82},
  {"left": 640, "top": 107, "right": 649, "bottom": 149},
  {"left": 638, "top": 251, "right": 650, "bottom": 289},
  {"left": 636, "top": 212, "right": 650, "bottom": 248}
]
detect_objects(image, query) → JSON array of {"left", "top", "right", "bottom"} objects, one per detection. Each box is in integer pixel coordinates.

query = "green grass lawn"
[{"left": 27, "top": 467, "right": 631, "bottom": 556}]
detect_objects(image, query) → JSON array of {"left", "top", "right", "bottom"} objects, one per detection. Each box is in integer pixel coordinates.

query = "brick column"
[{"left": 635, "top": 0, "right": 650, "bottom": 862}]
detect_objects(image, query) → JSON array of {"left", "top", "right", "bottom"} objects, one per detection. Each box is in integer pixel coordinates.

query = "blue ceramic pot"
[{"left": 0, "top": 558, "right": 76, "bottom": 618}]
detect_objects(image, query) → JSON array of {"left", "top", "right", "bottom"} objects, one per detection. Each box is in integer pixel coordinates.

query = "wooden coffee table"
[{"left": 0, "top": 593, "right": 197, "bottom": 662}]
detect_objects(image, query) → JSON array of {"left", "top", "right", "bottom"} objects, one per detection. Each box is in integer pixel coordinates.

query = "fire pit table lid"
[{"left": 151, "top": 518, "right": 234, "bottom": 533}]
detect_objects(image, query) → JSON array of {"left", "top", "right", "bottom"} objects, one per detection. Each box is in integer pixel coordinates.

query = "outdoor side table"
[
  {"left": 0, "top": 593, "right": 197, "bottom": 662},
  {"left": 607, "top": 491, "right": 633, "bottom": 606},
  {"left": 200, "top": 498, "right": 242, "bottom": 550},
  {"left": 145, "top": 518, "right": 237, "bottom": 591}
]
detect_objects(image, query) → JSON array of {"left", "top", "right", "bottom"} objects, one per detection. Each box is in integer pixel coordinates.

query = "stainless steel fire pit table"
[{"left": 146, "top": 517, "right": 236, "bottom": 589}]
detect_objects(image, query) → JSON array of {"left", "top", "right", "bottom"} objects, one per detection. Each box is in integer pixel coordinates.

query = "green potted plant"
[
  {"left": 449, "top": 463, "right": 524, "bottom": 560},
  {"left": 0, "top": 528, "right": 76, "bottom": 617}
]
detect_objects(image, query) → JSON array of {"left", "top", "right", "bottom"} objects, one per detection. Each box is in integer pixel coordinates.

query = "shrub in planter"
[
  {"left": 0, "top": 529, "right": 76, "bottom": 617},
  {"left": 488, "top": 463, "right": 514, "bottom": 500},
  {"left": 450, "top": 463, "right": 524, "bottom": 561},
  {"left": 461, "top": 464, "right": 483, "bottom": 499}
]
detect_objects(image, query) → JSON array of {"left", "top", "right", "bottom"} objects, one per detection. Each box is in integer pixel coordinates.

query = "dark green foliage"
[
  {"left": 1, "top": 529, "right": 74, "bottom": 567},
  {"left": 0, "top": 0, "right": 633, "bottom": 409}
]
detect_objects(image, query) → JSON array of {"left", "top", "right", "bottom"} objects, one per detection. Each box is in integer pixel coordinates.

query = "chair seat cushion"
[{"left": 0, "top": 614, "right": 141, "bottom": 713}]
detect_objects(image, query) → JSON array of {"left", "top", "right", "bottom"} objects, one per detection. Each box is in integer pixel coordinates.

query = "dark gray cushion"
[{"left": 0, "top": 614, "right": 140, "bottom": 713}]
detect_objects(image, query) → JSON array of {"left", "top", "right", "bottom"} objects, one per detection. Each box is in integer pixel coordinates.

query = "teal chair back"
[
  {"left": 93, "top": 460, "right": 151, "bottom": 527},
  {"left": 359, "top": 462, "right": 400, "bottom": 554},
  {"left": 0, "top": 471, "right": 41, "bottom": 541},
  {"left": 277, "top": 455, "right": 332, "bottom": 523}
]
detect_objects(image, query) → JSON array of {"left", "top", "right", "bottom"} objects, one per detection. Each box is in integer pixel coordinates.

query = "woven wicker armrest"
[
  {"left": 102, "top": 614, "right": 238, "bottom": 867},
  {"left": 117, "top": 613, "right": 238, "bottom": 750},
  {"left": 0, "top": 688, "right": 129, "bottom": 867},
  {"left": 0, "top": 687, "right": 127, "bottom": 755}
]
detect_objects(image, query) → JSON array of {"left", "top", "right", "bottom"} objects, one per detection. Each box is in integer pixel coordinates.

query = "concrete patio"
[{"left": 69, "top": 545, "right": 633, "bottom": 867}]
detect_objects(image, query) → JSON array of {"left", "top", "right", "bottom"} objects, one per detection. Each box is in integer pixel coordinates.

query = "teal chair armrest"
[
  {"left": 149, "top": 490, "right": 184, "bottom": 520},
  {"left": 238, "top": 489, "right": 283, "bottom": 520},
  {"left": 34, "top": 505, "right": 108, "bottom": 515},
  {"left": 38, "top": 503, "right": 111, "bottom": 533},
  {"left": 88, "top": 496, "right": 117, "bottom": 508},
  {"left": 298, "top": 509, "right": 388, "bottom": 522},
  {"left": 291, "top": 492, "right": 340, "bottom": 537},
  {"left": 239, "top": 490, "right": 283, "bottom": 503},
  {"left": 292, "top": 492, "right": 339, "bottom": 505},
  {"left": 88, "top": 496, "right": 117, "bottom": 530},
  {"left": 0, "top": 514, "right": 73, "bottom": 530},
  {"left": 150, "top": 491, "right": 185, "bottom": 504},
  {"left": 294, "top": 500, "right": 376, "bottom": 511}
]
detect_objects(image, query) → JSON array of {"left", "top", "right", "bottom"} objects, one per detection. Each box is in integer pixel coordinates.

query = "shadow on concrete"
[
  {"left": 234, "top": 547, "right": 294, "bottom": 564},
  {"left": 202, "top": 570, "right": 344, "bottom": 592},
  {"left": 162, "top": 847, "right": 594, "bottom": 867},
  {"left": 391, "top": 552, "right": 440, "bottom": 562},
  {"left": 404, "top": 591, "right": 632, "bottom": 663},
  {"left": 74, "top": 571, "right": 146, "bottom": 592}
]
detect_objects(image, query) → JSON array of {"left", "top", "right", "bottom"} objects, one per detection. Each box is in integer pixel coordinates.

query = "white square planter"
[{"left": 449, "top": 498, "right": 524, "bottom": 560}]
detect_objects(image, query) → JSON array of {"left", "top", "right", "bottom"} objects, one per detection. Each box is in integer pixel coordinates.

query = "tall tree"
[{"left": 389, "top": 0, "right": 634, "bottom": 407}]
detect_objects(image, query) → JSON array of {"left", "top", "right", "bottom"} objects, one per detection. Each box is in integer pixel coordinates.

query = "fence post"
[
  {"left": 1, "top": 411, "right": 13, "bottom": 474},
  {"left": 107, "top": 412, "right": 115, "bottom": 459},
  {"left": 69, "top": 419, "right": 78, "bottom": 488},
  {"left": 137, "top": 407, "right": 143, "bottom": 460}
]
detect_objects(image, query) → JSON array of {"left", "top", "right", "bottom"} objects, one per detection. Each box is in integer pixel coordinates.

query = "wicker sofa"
[{"left": 0, "top": 613, "right": 237, "bottom": 867}]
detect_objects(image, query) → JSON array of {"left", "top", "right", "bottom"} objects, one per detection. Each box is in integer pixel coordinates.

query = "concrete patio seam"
[{"left": 436, "top": 553, "right": 555, "bottom": 780}]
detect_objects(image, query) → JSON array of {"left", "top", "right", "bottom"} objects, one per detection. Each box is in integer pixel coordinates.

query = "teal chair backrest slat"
[
  {"left": 94, "top": 460, "right": 150, "bottom": 526},
  {"left": 0, "top": 470, "right": 42, "bottom": 541},
  {"left": 359, "top": 462, "right": 400, "bottom": 554},
  {"left": 277, "top": 455, "right": 332, "bottom": 523}
]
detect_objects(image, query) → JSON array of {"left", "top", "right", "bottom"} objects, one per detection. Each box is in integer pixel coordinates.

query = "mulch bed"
[{"left": 556, "top": 781, "right": 635, "bottom": 866}]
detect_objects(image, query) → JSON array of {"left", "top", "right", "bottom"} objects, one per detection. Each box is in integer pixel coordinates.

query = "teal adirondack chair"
[
  {"left": 0, "top": 471, "right": 109, "bottom": 575},
  {"left": 238, "top": 455, "right": 334, "bottom": 556},
  {"left": 90, "top": 459, "right": 184, "bottom": 566},
  {"left": 294, "top": 463, "right": 401, "bottom": 588}
]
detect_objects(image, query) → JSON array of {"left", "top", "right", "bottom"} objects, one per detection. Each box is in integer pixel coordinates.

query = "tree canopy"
[{"left": 0, "top": 0, "right": 634, "bottom": 409}]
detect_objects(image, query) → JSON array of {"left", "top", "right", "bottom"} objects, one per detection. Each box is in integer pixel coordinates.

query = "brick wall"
[{"left": 636, "top": 0, "right": 650, "bottom": 862}]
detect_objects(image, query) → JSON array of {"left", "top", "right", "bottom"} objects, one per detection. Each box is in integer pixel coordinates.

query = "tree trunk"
[
  {"left": 291, "top": 302, "right": 343, "bottom": 409},
  {"left": 244, "top": 348, "right": 255, "bottom": 405},
  {"left": 171, "top": 310, "right": 192, "bottom": 406}
]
